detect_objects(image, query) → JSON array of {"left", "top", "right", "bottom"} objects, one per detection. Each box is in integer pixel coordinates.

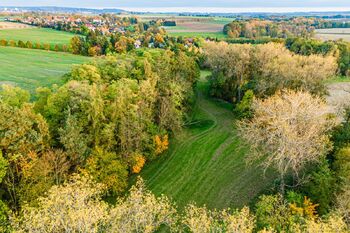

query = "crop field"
[
  {"left": 0, "top": 46, "right": 90, "bottom": 92},
  {"left": 315, "top": 28, "right": 350, "bottom": 42},
  {"left": 0, "top": 27, "right": 75, "bottom": 46},
  {"left": 136, "top": 71, "right": 277, "bottom": 210},
  {"left": 0, "top": 21, "right": 33, "bottom": 29},
  {"left": 139, "top": 15, "right": 230, "bottom": 38},
  {"left": 164, "top": 17, "right": 230, "bottom": 38}
]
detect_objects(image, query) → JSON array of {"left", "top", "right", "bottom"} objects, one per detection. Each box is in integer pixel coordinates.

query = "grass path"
[{"left": 137, "top": 71, "right": 276, "bottom": 210}]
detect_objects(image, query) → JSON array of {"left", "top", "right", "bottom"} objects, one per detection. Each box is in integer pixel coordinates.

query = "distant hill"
[{"left": 0, "top": 6, "right": 126, "bottom": 14}]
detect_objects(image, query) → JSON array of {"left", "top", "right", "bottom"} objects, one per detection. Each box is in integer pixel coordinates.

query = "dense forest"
[{"left": 1, "top": 12, "right": 350, "bottom": 233}]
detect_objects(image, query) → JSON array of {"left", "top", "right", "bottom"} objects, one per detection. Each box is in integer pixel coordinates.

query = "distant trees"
[
  {"left": 223, "top": 17, "right": 350, "bottom": 39},
  {"left": 237, "top": 90, "right": 337, "bottom": 193},
  {"left": 223, "top": 18, "right": 315, "bottom": 39},
  {"left": 286, "top": 38, "right": 350, "bottom": 76}
]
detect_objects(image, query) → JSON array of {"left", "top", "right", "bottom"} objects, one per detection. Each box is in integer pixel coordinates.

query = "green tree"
[
  {"left": 0, "top": 84, "right": 30, "bottom": 108},
  {"left": 85, "top": 148, "right": 128, "bottom": 195}
]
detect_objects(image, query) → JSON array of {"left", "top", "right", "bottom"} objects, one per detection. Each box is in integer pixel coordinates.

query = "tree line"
[
  {"left": 0, "top": 38, "right": 68, "bottom": 52},
  {"left": 6, "top": 175, "right": 348, "bottom": 232},
  {"left": 285, "top": 38, "right": 350, "bottom": 76},
  {"left": 223, "top": 17, "right": 350, "bottom": 39}
]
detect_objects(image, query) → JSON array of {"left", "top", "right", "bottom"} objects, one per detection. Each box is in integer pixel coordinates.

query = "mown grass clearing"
[
  {"left": 0, "top": 27, "right": 75, "bottom": 46},
  {"left": 0, "top": 46, "right": 90, "bottom": 92},
  {"left": 135, "top": 71, "right": 276, "bottom": 210}
]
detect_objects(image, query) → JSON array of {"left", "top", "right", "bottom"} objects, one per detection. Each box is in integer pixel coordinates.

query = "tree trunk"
[{"left": 280, "top": 173, "right": 285, "bottom": 195}]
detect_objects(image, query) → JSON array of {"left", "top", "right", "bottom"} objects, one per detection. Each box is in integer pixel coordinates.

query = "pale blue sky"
[{"left": 1, "top": 0, "right": 350, "bottom": 10}]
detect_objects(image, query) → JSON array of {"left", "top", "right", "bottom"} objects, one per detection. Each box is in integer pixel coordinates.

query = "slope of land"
[
  {"left": 137, "top": 71, "right": 276, "bottom": 210},
  {"left": 0, "top": 28, "right": 75, "bottom": 45},
  {"left": 0, "top": 46, "right": 90, "bottom": 91}
]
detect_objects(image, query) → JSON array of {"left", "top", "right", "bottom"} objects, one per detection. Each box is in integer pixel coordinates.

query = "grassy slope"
[
  {"left": 0, "top": 28, "right": 75, "bottom": 46},
  {"left": 137, "top": 71, "right": 276, "bottom": 210},
  {"left": 0, "top": 46, "right": 90, "bottom": 91}
]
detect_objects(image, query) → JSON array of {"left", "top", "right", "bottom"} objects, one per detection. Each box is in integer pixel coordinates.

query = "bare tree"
[{"left": 237, "top": 90, "right": 338, "bottom": 193}]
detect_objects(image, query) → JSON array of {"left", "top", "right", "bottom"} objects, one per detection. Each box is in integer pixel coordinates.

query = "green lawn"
[
  {"left": 0, "top": 28, "right": 75, "bottom": 46},
  {"left": 135, "top": 71, "right": 276, "bottom": 210},
  {"left": 0, "top": 46, "right": 90, "bottom": 92}
]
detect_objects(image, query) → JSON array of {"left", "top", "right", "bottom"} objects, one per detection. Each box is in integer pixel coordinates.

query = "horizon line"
[{"left": 1, "top": 6, "right": 350, "bottom": 14}]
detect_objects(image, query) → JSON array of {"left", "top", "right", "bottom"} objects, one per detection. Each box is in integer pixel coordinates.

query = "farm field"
[
  {"left": 136, "top": 71, "right": 277, "bottom": 210},
  {"left": 315, "top": 28, "right": 350, "bottom": 42},
  {"left": 0, "top": 46, "right": 90, "bottom": 92},
  {"left": 0, "top": 21, "right": 33, "bottom": 29},
  {"left": 159, "top": 16, "right": 230, "bottom": 38},
  {"left": 166, "top": 31, "right": 227, "bottom": 38},
  {"left": 0, "top": 27, "right": 75, "bottom": 45}
]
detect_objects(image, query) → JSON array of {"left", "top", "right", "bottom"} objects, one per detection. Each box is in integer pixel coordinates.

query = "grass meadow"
[
  {"left": 0, "top": 46, "right": 90, "bottom": 92},
  {"left": 135, "top": 71, "right": 277, "bottom": 210},
  {"left": 0, "top": 27, "right": 75, "bottom": 46}
]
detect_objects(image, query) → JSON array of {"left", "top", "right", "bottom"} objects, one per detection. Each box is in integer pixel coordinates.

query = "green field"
[
  {"left": 0, "top": 28, "right": 75, "bottom": 46},
  {"left": 0, "top": 46, "right": 90, "bottom": 91},
  {"left": 167, "top": 31, "right": 227, "bottom": 38},
  {"left": 137, "top": 71, "right": 276, "bottom": 210},
  {"left": 158, "top": 16, "right": 229, "bottom": 38}
]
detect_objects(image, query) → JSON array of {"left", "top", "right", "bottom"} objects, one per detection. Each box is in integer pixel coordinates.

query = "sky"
[{"left": 1, "top": 0, "right": 350, "bottom": 12}]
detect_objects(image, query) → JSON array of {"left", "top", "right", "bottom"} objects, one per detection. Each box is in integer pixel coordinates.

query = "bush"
[
  {"left": 301, "top": 161, "right": 336, "bottom": 215},
  {"left": 54, "top": 44, "right": 60, "bottom": 52},
  {"left": 35, "top": 42, "right": 42, "bottom": 49},
  {"left": 255, "top": 194, "right": 294, "bottom": 232},
  {"left": 9, "top": 40, "right": 16, "bottom": 47},
  {"left": 26, "top": 41, "right": 33, "bottom": 49},
  {"left": 0, "top": 39, "right": 8, "bottom": 46},
  {"left": 17, "top": 40, "right": 25, "bottom": 48},
  {"left": 0, "top": 200, "right": 10, "bottom": 233},
  {"left": 43, "top": 43, "right": 50, "bottom": 50},
  {"left": 235, "top": 90, "right": 255, "bottom": 119}
]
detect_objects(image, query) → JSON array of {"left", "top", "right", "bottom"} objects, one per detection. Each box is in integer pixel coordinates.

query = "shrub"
[
  {"left": 0, "top": 39, "right": 8, "bottom": 46},
  {"left": 235, "top": 90, "right": 255, "bottom": 119},
  {"left": 26, "top": 41, "right": 33, "bottom": 49},
  {"left": 17, "top": 40, "right": 25, "bottom": 48},
  {"left": 35, "top": 42, "right": 42, "bottom": 49},
  {"left": 9, "top": 40, "right": 16, "bottom": 47},
  {"left": 43, "top": 43, "right": 50, "bottom": 50}
]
